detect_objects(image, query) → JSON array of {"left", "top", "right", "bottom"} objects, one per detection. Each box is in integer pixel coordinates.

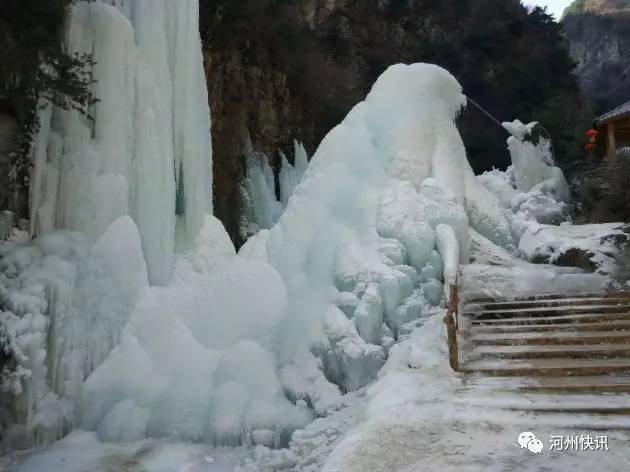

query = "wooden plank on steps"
[
  {"left": 470, "top": 320, "right": 630, "bottom": 334},
  {"left": 465, "top": 292, "right": 612, "bottom": 303},
  {"left": 463, "top": 374, "right": 630, "bottom": 391},
  {"left": 471, "top": 331, "right": 630, "bottom": 346},
  {"left": 468, "top": 297, "right": 630, "bottom": 311},
  {"left": 468, "top": 305, "right": 630, "bottom": 320},
  {"left": 470, "top": 312, "right": 630, "bottom": 326},
  {"left": 462, "top": 357, "right": 630, "bottom": 376},
  {"left": 469, "top": 343, "right": 630, "bottom": 360}
]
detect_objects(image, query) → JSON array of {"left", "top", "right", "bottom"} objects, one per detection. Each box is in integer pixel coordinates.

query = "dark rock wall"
[{"left": 563, "top": 3, "right": 630, "bottom": 113}]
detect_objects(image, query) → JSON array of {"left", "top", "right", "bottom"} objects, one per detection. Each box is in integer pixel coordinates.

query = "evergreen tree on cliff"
[{"left": 0, "top": 0, "right": 95, "bottom": 215}]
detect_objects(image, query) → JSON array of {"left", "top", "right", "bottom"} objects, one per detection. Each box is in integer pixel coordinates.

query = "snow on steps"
[
  {"left": 469, "top": 304, "right": 630, "bottom": 320},
  {"left": 455, "top": 292, "right": 630, "bottom": 421},
  {"left": 470, "top": 343, "right": 630, "bottom": 360},
  {"left": 470, "top": 311, "right": 630, "bottom": 325},
  {"left": 456, "top": 392, "right": 630, "bottom": 414},
  {"left": 471, "top": 319, "right": 630, "bottom": 333},
  {"left": 468, "top": 296, "right": 630, "bottom": 310},
  {"left": 470, "top": 329, "right": 630, "bottom": 346},
  {"left": 464, "top": 375, "right": 630, "bottom": 394},
  {"left": 463, "top": 357, "right": 630, "bottom": 376}
]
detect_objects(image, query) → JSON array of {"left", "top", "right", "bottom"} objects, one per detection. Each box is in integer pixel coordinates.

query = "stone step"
[
  {"left": 470, "top": 312, "right": 630, "bottom": 326},
  {"left": 462, "top": 358, "right": 630, "bottom": 376},
  {"left": 458, "top": 407, "right": 630, "bottom": 430},
  {"left": 467, "top": 297, "right": 630, "bottom": 312},
  {"left": 456, "top": 392, "right": 630, "bottom": 413},
  {"left": 470, "top": 319, "right": 630, "bottom": 334},
  {"left": 468, "top": 305, "right": 630, "bottom": 320},
  {"left": 463, "top": 374, "right": 630, "bottom": 394},
  {"left": 465, "top": 292, "right": 615, "bottom": 304},
  {"left": 469, "top": 343, "right": 630, "bottom": 360},
  {"left": 470, "top": 329, "right": 630, "bottom": 346}
]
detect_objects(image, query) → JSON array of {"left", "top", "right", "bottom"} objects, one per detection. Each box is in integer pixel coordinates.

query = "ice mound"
[
  {"left": 518, "top": 222, "right": 628, "bottom": 274},
  {"left": 503, "top": 120, "right": 569, "bottom": 200},
  {"left": 0, "top": 217, "right": 148, "bottom": 446},
  {"left": 480, "top": 120, "right": 571, "bottom": 229},
  {"left": 479, "top": 119, "right": 574, "bottom": 263},
  {"left": 77, "top": 215, "right": 315, "bottom": 445},
  {"left": 239, "top": 63, "right": 518, "bottom": 397}
]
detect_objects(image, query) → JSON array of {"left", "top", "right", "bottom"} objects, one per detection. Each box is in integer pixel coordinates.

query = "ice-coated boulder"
[{"left": 354, "top": 283, "right": 384, "bottom": 344}]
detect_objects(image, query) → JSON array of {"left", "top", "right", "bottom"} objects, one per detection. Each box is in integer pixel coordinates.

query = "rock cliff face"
[
  {"left": 562, "top": 0, "right": 630, "bottom": 112},
  {"left": 202, "top": 0, "right": 585, "bottom": 245},
  {"left": 203, "top": 45, "right": 310, "bottom": 244}
]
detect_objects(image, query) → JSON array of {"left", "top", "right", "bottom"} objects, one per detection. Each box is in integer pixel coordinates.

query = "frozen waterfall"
[
  {"left": 241, "top": 138, "right": 309, "bottom": 238},
  {"left": 29, "top": 0, "right": 212, "bottom": 286}
]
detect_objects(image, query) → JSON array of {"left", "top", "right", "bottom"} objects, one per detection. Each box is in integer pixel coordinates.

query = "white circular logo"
[{"left": 517, "top": 432, "right": 544, "bottom": 453}]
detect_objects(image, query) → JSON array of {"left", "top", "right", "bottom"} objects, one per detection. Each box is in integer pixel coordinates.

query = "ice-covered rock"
[
  {"left": 500, "top": 120, "right": 571, "bottom": 207},
  {"left": 279, "top": 140, "right": 309, "bottom": 207},
  {"left": 518, "top": 222, "right": 628, "bottom": 274},
  {"left": 354, "top": 283, "right": 384, "bottom": 344},
  {"left": 242, "top": 135, "right": 283, "bottom": 234},
  {"left": 334, "top": 291, "right": 360, "bottom": 318},
  {"left": 422, "top": 279, "right": 444, "bottom": 306},
  {"left": 0, "top": 218, "right": 148, "bottom": 446},
  {"left": 390, "top": 290, "right": 428, "bottom": 337},
  {"left": 436, "top": 224, "right": 460, "bottom": 289},
  {"left": 378, "top": 238, "right": 408, "bottom": 266},
  {"left": 318, "top": 306, "right": 386, "bottom": 393},
  {"left": 477, "top": 168, "right": 518, "bottom": 209},
  {"left": 242, "top": 138, "right": 310, "bottom": 237}
]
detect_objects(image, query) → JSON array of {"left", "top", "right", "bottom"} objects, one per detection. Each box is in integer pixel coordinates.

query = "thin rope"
[
  {"left": 465, "top": 94, "right": 556, "bottom": 163},
  {"left": 465, "top": 95, "right": 504, "bottom": 129}
]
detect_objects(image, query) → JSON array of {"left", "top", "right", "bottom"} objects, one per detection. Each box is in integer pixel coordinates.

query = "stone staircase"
[{"left": 454, "top": 293, "right": 630, "bottom": 420}]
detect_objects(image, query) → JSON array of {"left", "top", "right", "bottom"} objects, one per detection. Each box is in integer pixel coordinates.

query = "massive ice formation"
[
  {"left": 480, "top": 120, "right": 571, "bottom": 224},
  {"left": 479, "top": 119, "right": 573, "bottom": 256},
  {"left": 2, "top": 0, "right": 318, "bottom": 450},
  {"left": 29, "top": 0, "right": 212, "bottom": 286},
  {"left": 1, "top": 0, "right": 215, "bottom": 448},
  {"left": 240, "top": 63, "right": 515, "bottom": 394},
  {"left": 474, "top": 120, "right": 625, "bottom": 274}
]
